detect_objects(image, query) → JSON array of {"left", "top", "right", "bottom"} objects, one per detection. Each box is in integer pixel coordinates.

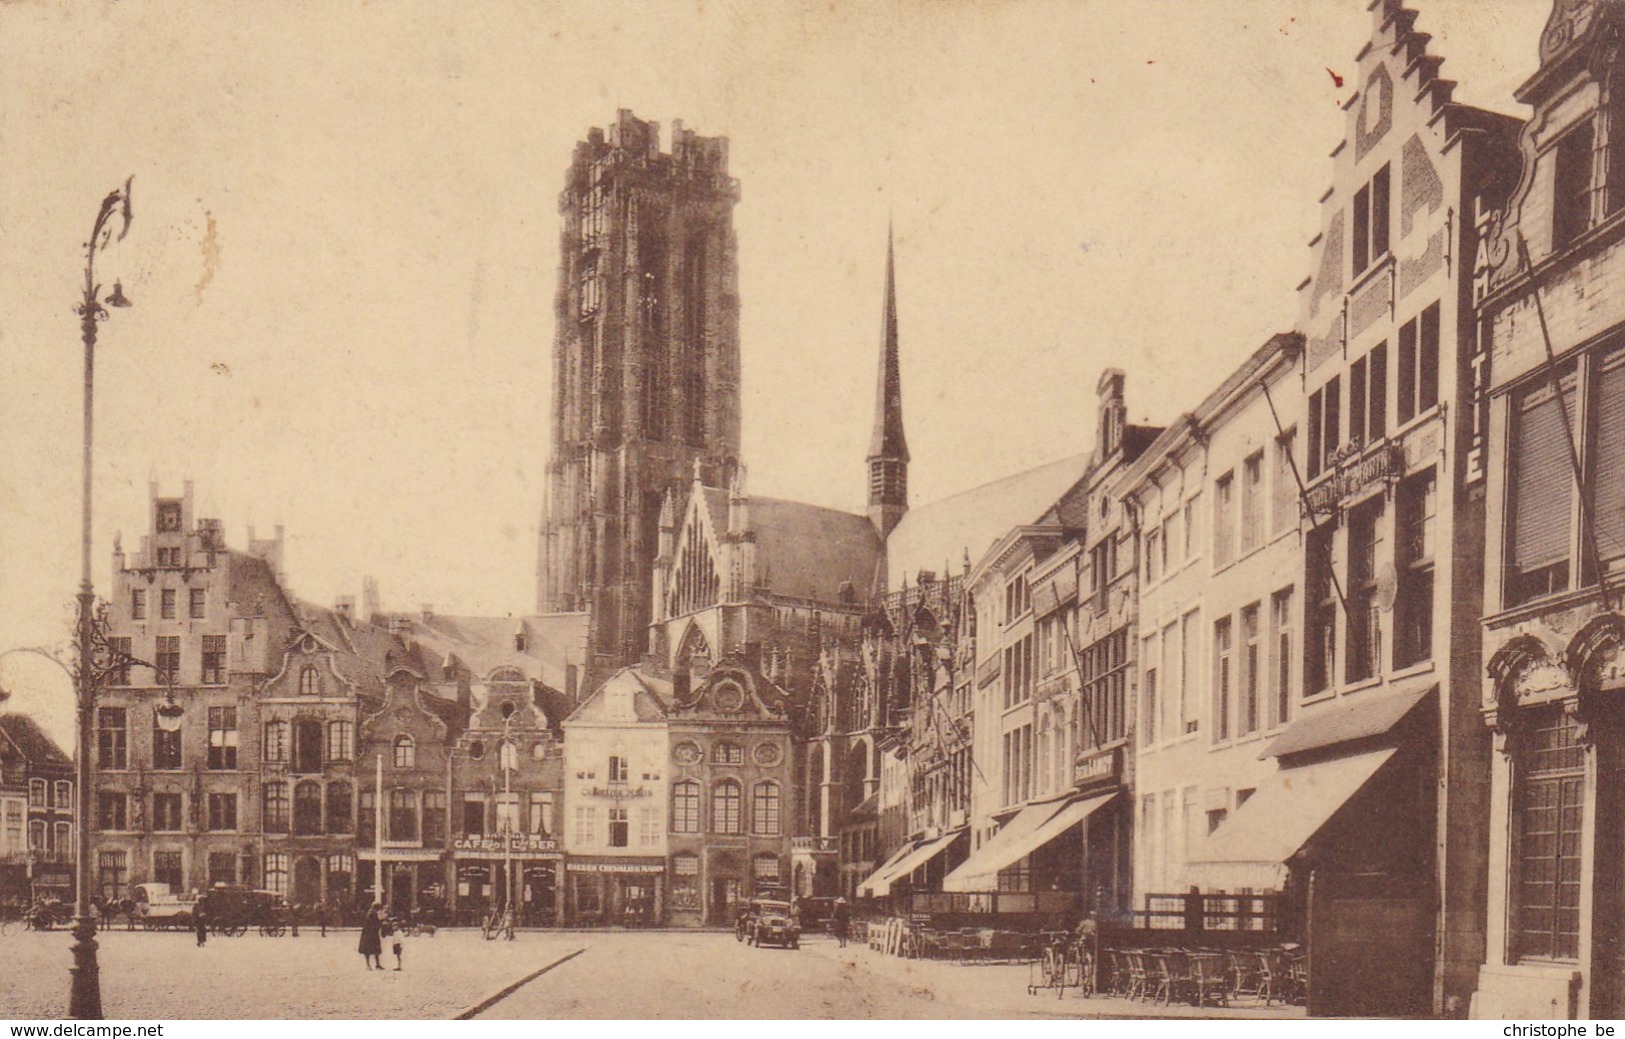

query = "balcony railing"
[{"left": 792, "top": 836, "right": 836, "bottom": 854}]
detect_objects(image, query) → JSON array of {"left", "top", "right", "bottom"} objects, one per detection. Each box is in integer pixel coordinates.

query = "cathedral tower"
[
  {"left": 538, "top": 111, "right": 742, "bottom": 680},
  {"left": 866, "top": 227, "right": 909, "bottom": 539}
]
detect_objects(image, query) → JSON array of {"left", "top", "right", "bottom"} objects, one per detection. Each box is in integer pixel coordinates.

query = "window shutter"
[
  {"left": 1594, "top": 347, "right": 1625, "bottom": 563},
  {"left": 1513, "top": 375, "right": 1577, "bottom": 573}
]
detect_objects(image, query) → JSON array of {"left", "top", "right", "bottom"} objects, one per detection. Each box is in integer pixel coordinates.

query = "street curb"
[{"left": 451, "top": 946, "right": 587, "bottom": 1020}]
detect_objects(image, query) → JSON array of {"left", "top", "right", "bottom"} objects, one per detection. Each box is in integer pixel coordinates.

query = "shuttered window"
[
  {"left": 1508, "top": 369, "right": 1577, "bottom": 606},
  {"left": 1594, "top": 346, "right": 1625, "bottom": 565}
]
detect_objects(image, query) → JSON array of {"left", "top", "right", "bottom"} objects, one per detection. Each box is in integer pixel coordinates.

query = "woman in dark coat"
[{"left": 359, "top": 904, "right": 384, "bottom": 970}]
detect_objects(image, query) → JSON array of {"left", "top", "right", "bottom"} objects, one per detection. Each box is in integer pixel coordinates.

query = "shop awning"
[
  {"left": 941, "top": 793, "right": 1113, "bottom": 893},
  {"left": 1262, "top": 684, "right": 1432, "bottom": 759},
  {"left": 857, "top": 840, "right": 921, "bottom": 898},
  {"left": 1188, "top": 746, "right": 1397, "bottom": 891},
  {"left": 869, "top": 827, "right": 966, "bottom": 897}
]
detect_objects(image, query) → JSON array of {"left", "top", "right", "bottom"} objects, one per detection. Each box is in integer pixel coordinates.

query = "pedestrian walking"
[
  {"left": 193, "top": 902, "right": 208, "bottom": 948},
  {"left": 831, "top": 897, "right": 850, "bottom": 948},
  {"left": 359, "top": 904, "right": 384, "bottom": 970},
  {"left": 289, "top": 902, "right": 301, "bottom": 938},
  {"left": 391, "top": 936, "right": 403, "bottom": 971}
]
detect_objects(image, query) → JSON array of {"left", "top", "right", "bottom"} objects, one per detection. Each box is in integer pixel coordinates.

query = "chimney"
[{"left": 334, "top": 596, "right": 355, "bottom": 624}]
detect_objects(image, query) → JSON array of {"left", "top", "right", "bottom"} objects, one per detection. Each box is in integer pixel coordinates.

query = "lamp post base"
[{"left": 68, "top": 914, "right": 102, "bottom": 1019}]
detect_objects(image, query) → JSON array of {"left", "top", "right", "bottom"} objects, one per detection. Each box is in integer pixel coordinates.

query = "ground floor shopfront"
[{"left": 563, "top": 856, "right": 665, "bottom": 927}]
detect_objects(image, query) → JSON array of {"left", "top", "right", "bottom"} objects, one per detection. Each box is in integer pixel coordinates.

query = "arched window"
[
  {"left": 712, "top": 741, "right": 743, "bottom": 765},
  {"left": 326, "top": 782, "right": 353, "bottom": 834},
  {"left": 752, "top": 782, "right": 780, "bottom": 836},
  {"left": 499, "top": 741, "right": 519, "bottom": 772},
  {"left": 263, "top": 782, "right": 289, "bottom": 834},
  {"left": 712, "top": 780, "right": 742, "bottom": 835},
  {"left": 293, "top": 781, "right": 323, "bottom": 836},
  {"left": 299, "top": 666, "right": 320, "bottom": 696},
  {"left": 388, "top": 789, "right": 418, "bottom": 841},
  {"left": 393, "top": 735, "right": 415, "bottom": 769},
  {"left": 672, "top": 780, "right": 700, "bottom": 833}
]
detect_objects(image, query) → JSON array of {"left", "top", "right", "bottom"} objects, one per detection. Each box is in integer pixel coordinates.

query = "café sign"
[
  {"left": 453, "top": 835, "right": 559, "bottom": 854},
  {"left": 566, "top": 860, "right": 666, "bottom": 874}
]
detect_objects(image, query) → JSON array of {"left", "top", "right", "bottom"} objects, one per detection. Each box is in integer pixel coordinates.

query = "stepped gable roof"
[
  {"left": 885, "top": 452, "right": 1092, "bottom": 589},
  {"left": 749, "top": 497, "right": 881, "bottom": 604},
  {"left": 0, "top": 713, "right": 72, "bottom": 770},
  {"left": 566, "top": 667, "right": 672, "bottom": 725}
]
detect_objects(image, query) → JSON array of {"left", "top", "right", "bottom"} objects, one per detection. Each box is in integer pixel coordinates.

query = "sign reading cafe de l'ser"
[{"left": 452, "top": 835, "right": 561, "bottom": 855}]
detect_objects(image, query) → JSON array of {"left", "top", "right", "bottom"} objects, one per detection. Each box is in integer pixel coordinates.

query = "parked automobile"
[
  {"left": 796, "top": 897, "right": 840, "bottom": 934},
  {"left": 132, "top": 883, "right": 199, "bottom": 931},
  {"left": 737, "top": 898, "right": 800, "bottom": 950}
]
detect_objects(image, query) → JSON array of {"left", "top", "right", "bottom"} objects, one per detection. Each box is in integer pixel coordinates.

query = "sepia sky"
[{"left": 0, "top": 0, "right": 1549, "bottom": 744}]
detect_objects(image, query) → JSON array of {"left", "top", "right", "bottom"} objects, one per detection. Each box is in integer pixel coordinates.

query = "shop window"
[
  {"left": 753, "top": 854, "right": 780, "bottom": 885},
  {"left": 98, "top": 851, "right": 128, "bottom": 900},
  {"left": 153, "top": 850, "right": 183, "bottom": 890},
  {"left": 1395, "top": 469, "right": 1437, "bottom": 668},
  {"left": 672, "top": 854, "right": 699, "bottom": 911},
  {"left": 1512, "top": 705, "right": 1585, "bottom": 962}
]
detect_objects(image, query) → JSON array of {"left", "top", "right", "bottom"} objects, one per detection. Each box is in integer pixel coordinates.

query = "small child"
[{"left": 392, "top": 937, "right": 403, "bottom": 971}]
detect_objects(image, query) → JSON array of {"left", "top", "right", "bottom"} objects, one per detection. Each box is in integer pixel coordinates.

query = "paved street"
[{"left": 0, "top": 927, "right": 1306, "bottom": 1020}]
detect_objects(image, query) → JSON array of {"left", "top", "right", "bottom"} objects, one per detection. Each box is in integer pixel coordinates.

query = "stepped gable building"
[
  {"left": 94, "top": 481, "right": 301, "bottom": 899},
  {"left": 1260, "top": 0, "right": 1519, "bottom": 1017},
  {"left": 0, "top": 713, "right": 74, "bottom": 904},
  {"left": 1471, "top": 0, "right": 1625, "bottom": 1019},
  {"left": 537, "top": 111, "right": 743, "bottom": 683}
]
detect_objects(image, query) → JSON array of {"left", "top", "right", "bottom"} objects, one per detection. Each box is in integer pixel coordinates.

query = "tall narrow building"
[
  {"left": 538, "top": 111, "right": 742, "bottom": 681},
  {"left": 867, "top": 228, "right": 909, "bottom": 540}
]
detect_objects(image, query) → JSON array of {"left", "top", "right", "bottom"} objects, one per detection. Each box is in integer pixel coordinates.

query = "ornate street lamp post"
[{"left": 70, "top": 177, "right": 134, "bottom": 1020}]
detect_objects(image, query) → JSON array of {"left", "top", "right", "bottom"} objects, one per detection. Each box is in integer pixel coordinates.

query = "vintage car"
[
  {"left": 796, "top": 897, "right": 840, "bottom": 934},
  {"left": 132, "top": 882, "right": 199, "bottom": 930},
  {"left": 736, "top": 898, "right": 800, "bottom": 950}
]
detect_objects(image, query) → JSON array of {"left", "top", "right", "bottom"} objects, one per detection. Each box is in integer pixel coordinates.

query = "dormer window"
[{"left": 1554, "top": 120, "right": 1595, "bottom": 251}]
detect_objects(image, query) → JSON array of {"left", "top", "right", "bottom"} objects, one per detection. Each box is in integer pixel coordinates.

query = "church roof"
[
  {"left": 885, "top": 452, "right": 1093, "bottom": 589},
  {"left": 749, "top": 497, "right": 880, "bottom": 604}
]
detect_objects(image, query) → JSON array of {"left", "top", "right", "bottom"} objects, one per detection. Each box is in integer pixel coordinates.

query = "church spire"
[{"left": 867, "top": 224, "right": 909, "bottom": 539}]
